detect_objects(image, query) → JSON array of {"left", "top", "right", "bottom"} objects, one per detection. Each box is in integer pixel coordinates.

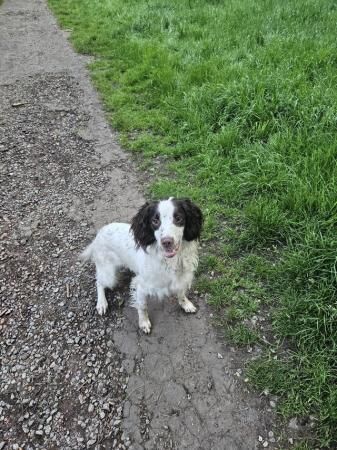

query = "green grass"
[{"left": 48, "top": 0, "right": 337, "bottom": 446}]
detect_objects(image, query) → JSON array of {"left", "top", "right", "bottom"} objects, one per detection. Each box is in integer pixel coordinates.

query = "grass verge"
[{"left": 48, "top": 0, "right": 337, "bottom": 447}]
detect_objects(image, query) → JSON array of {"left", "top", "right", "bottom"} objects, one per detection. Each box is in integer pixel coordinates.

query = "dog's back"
[{"left": 81, "top": 223, "right": 139, "bottom": 273}]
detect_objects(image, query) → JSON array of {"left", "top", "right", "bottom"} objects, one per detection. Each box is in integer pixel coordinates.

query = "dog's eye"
[
  {"left": 174, "top": 214, "right": 183, "bottom": 224},
  {"left": 152, "top": 215, "right": 160, "bottom": 227}
]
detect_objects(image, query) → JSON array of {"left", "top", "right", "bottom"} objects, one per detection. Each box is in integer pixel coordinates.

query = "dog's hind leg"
[
  {"left": 95, "top": 262, "right": 118, "bottom": 315},
  {"left": 130, "top": 277, "right": 151, "bottom": 333},
  {"left": 96, "top": 280, "right": 109, "bottom": 315}
]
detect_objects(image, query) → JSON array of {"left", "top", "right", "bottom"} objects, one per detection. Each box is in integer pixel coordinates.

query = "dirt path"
[{"left": 0, "top": 1, "right": 276, "bottom": 449}]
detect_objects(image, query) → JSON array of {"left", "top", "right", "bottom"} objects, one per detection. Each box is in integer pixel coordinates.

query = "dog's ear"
[
  {"left": 179, "top": 199, "right": 203, "bottom": 241},
  {"left": 131, "top": 201, "right": 157, "bottom": 250}
]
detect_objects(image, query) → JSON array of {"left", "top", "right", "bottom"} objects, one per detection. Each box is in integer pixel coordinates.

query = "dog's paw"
[
  {"left": 96, "top": 299, "right": 108, "bottom": 315},
  {"left": 139, "top": 317, "right": 152, "bottom": 334},
  {"left": 180, "top": 298, "right": 197, "bottom": 313}
]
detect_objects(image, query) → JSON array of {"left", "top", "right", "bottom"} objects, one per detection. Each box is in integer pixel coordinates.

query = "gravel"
[{"left": 0, "top": 72, "right": 132, "bottom": 449}]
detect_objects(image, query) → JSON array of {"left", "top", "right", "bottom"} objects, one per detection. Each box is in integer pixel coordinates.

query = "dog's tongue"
[{"left": 164, "top": 249, "right": 177, "bottom": 258}]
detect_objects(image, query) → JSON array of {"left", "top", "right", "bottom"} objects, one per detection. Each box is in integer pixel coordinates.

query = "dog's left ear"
[
  {"left": 179, "top": 199, "right": 203, "bottom": 241},
  {"left": 131, "top": 201, "right": 158, "bottom": 250}
]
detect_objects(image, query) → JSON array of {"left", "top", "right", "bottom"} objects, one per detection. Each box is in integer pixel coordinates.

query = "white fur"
[{"left": 81, "top": 199, "right": 199, "bottom": 333}]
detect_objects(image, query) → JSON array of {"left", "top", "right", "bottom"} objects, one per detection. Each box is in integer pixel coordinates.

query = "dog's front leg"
[
  {"left": 178, "top": 291, "right": 197, "bottom": 313},
  {"left": 132, "top": 279, "right": 151, "bottom": 333}
]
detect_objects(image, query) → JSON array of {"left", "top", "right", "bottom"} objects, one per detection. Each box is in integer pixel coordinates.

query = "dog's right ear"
[{"left": 131, "top": 201, "right": 157, "bottom": 250}]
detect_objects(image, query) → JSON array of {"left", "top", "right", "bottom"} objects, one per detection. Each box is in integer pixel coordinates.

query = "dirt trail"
[{"left": 0, "top": 1, "right": 276, "bottom": 449}]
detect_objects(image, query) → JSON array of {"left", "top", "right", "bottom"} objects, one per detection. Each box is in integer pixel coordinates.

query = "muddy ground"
[{"left": 1, "top": 1, "right": 280, "bottom": 449}]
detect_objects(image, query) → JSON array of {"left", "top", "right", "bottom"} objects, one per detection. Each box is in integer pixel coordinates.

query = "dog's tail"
[{"left": 79, "top": 242, "right": 94, "bottom": 265}]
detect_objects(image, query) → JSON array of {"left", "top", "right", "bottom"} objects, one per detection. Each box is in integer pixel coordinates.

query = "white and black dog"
[{"left": 81, "top": 198, "right": 203, "bottom": 333}]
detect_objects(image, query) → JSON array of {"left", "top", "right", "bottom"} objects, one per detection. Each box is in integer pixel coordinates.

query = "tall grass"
[{"left": 49, "top": 0, "right": 337, "bottom": 446}]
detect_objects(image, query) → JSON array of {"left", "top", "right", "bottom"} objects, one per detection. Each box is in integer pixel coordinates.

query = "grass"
[{"left": 48, "top": 0, "right": 337, "bottom": 447}]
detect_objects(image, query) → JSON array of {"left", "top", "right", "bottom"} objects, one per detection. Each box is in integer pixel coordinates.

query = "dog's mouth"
[{"left": 163, "top": 245, "right": 179, "bottom": 258}]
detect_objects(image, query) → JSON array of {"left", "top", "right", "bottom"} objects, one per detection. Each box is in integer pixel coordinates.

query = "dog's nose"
[{"left": 161, "top": 237, "right": 174, "bottom": 249}]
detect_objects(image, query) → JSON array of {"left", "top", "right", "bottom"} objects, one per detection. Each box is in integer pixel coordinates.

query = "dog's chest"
[{"left": 140, "top": 249, "right": 196, "bottom": 296}]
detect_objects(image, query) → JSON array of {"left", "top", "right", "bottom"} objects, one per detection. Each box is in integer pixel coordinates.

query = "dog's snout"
[{"left": 161, "top": 237, "right": 174, "bottom": 249}]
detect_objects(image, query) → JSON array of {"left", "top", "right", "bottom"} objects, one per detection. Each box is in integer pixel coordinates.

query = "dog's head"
[{"left": 131, "top": 198, "right": 203, "bottom": 258}]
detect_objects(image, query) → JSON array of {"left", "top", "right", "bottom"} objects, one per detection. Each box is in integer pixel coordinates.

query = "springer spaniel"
[{"left": 81, "top": 198, "right": 203, "bottom": 333}]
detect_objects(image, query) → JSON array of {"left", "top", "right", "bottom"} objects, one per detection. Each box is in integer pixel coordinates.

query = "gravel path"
[{"left": 1, "top": 1, "right": 278, "bottom": 449}]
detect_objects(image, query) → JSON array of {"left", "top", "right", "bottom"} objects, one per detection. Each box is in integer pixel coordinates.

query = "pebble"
[
  {"left": 288, "top": 417, "right": 299, "bottom": 430},
  {"left": 1, "top": 72, "right": 129, "bottom": 448}
]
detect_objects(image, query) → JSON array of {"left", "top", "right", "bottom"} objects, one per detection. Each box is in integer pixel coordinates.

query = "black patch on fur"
[
  {"left": 131, "top": 201, "right": 159, "bottom": 250},
  {"left": 173, "top": 198, "right": 203, "bottom": 241}
]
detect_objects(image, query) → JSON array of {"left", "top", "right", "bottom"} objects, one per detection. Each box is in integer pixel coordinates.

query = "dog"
[{"left": 80, "top": 197, "right": 203, "bottom": 333}]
